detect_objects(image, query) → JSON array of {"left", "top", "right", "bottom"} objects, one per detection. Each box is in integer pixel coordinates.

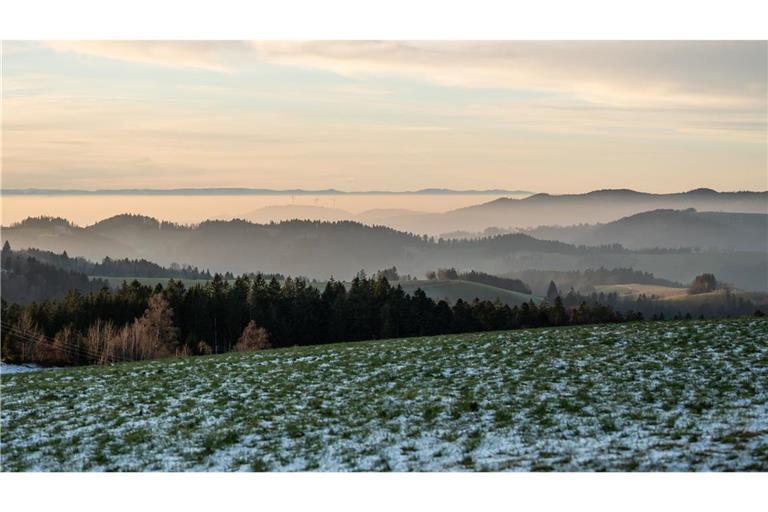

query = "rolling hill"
[
  {"left": 522, "top": 209, "right": 768, "bottom": 251},
  {"left": 309, "top": 279, "right": 539, "bottom": 306},
  {"left": 192, "top": 189, "right": 768, "bottom": 240},
  {"left": 3, "top": 317, "right": 766, "bottom": 471},
  {"left": 593, "top": 284, "right": 768, "bottom": 312},
  {"left": 374, "top": 189, "right": 768, "bottom": 234},
  {"left": 234, "top": 204, "right": 355, "bottom": 224},
  {"left": 592, "top": 283, "right": 688, "bottom": 299},
  {"left": 0, "top": 214, "right": 594, "bottom": 277},
  {"left": 399, "top": 280, "right": 538, "bottom": 306},
  {"left": 3, "top": 213, "right": 766, "bottom": 291}
]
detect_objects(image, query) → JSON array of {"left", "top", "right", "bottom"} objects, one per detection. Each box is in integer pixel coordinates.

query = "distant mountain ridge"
[
  {"left": 235, "top": 205, "right": 355, "bottom": 224},
  {"left": 6, "top": 188, "right": 765, "bottom": 236},
  {"left": 3, "top": 212, "right": 767, "bottom": 291},
  {"left": 2, "top": 214, "right": 588, "bottom": 279},
  {"left": 473, "top": 188, "right": 762, "bottom": 206},
  {"left": 521, "top": 209, "right": 768, "bottom": 252},
  {"left": 224, "top": 189, "right": 768, "bottom": 234},
  {"left": 1, "top": 187, "right": 533, "bottom": 196},
  {"left": 374, "top": 188, "right": 768, "bottom": 233}
]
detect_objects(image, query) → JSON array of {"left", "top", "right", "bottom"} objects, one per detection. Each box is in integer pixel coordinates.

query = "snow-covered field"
[
  {"left": 0, "top": 362, "right": 48, "bottom": 374},
  {"left": 2, "top": 318, "right": 767, "bottom": 471}
]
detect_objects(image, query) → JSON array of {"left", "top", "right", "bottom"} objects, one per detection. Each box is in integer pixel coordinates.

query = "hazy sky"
[{"left": 2, "top": 41, "right": 766, "bottom": 193}]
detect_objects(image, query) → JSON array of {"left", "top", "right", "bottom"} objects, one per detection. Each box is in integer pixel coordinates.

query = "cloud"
[
  {"left": 4, "top": 41, "right": 766, "bottom": 191},
  {"left": 250, "top": 41, "right": 768, "bottom": 110},
  {"left": 44, "top": 41, "right": 247, "bottom": 72},
  {"left": 38, "top": 41, "right": 768, "bottom": 111}
]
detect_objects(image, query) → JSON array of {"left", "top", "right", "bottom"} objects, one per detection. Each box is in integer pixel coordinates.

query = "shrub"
[
  {"left": 233, "top": 320, "right": 271, "bottom": 352},
  {"left": 197, "top": 340, "right": 213, "bottom": 355},
  {"left": 82, "top": 293, "right": 178, "bottom": 363},
  {"left": 4, "top": 310, "right": 45, "bottom": 363}
]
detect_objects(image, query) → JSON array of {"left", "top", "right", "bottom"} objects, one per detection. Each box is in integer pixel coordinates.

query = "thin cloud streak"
[
  {"left": 250, "top": 41, "right": 767, "bottom": 109},
  {"left": 44, "top": 40, "right": 246, "bottom": 72},
  {"left": 2, "top": 41, "right": 766, "bottom": 192},
  {"left": 35, "top": 41, "right": 768, "bottom": 109}
]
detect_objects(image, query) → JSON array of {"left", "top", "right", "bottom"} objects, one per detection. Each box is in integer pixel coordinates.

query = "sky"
[{"left": 2, "top": 41, "right": 767, "bottom": 193}]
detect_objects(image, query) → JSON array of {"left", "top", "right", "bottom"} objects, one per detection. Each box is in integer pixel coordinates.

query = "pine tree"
[
  {"left": 546, "top": 280, "right": 559, "bottom": 303},
  {"left": 551, "top": 296, "right": 567, "bottom": 326}
]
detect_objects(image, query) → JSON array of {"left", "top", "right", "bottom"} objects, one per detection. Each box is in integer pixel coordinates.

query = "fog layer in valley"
[{"left": 3, "top": 189, "right": 766, "bottom": 291}]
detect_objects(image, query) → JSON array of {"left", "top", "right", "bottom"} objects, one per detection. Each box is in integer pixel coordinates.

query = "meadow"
[
  {"left": 593, "top": 283, "right": 688, "bottom": 299},
  {"left": 396, "top": 279, "right": 537, "bottom": 306},
  {"left": 1, "top": 317, "right": 766, "bottom": 471}
]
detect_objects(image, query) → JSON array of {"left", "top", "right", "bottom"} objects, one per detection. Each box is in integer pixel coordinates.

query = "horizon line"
[
  {"left": 2, "top": 187, "right": 767, "bottom": 197},
  {"left": 0, "top": 187, "right": 534, "bottom": 196}
]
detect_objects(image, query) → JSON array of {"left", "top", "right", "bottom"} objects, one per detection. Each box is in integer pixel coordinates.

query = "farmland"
[
  {"left": 309, "top": 278, "right": 538, "bottom": 306},
  {"left": 594, "top": 284, "right": 768, "bottom": 311},
  {"left": 396, "top": 279, "right": 537, "bottom": 306},
  {"left": 1, "top": 317, "right": 767, "bottom": 471},
  {"left": 593, "top": 283, "right": 688, "bottom": 299}
]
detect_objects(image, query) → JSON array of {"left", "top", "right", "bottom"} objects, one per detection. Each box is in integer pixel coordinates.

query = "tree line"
[
  {"left": 1, "top": 242, "right": 110, "bottom": 304},
  {"left": 0, "top": 242, "right": 283, "bottom": 304},
  {"left": 13, "top": 244, "right": 212, "bottom": 279},
  {"left": 425, "top": 268, "right": 532, "bottom": 294},
  {"left": 548, "top": 280, "right": 759, "bottom": 319},
  {"left": 2, "top": 272, "right": 640, "bottom": 367},
  {"left": 508, "top": 267, "right": 682, "bottom": 295}
]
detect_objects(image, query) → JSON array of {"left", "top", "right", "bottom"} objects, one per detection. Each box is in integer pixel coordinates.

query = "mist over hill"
[
  {"left": 510, "top": 209, "right": 768, "bottom": 252},
  {"left": 215, "top": 189, "right": 768, "bottom": 237},
  {"left": 374, "top": 189, "right": 768, "bottom": 234},
  {"left": 235, "top": 205, "right": 355, "bottom": 224},
  {"left": 3, "top": 213, "right": 766, "bottom": 291}
]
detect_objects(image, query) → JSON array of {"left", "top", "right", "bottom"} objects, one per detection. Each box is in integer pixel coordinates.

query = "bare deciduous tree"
[{"left": 233, "top": 320, "right": 270, "bottom": 352}]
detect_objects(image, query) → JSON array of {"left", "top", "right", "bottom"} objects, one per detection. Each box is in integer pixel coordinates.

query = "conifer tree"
[{"left": 546, "top": 280, "right": 560, "bottom": 303}]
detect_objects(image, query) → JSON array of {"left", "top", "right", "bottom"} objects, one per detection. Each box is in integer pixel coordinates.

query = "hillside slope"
[
  {"left": 397, "top": 279, "right": 538, "bottom": 306},
  {"left": 0, "top": 245, "right": 108, "bottom": 303},
  {"left": 310, "top": 279, "right": 539, "bottom": 306},
  {"left": 3, "top": 214, "right": 766, "bottom": 290},
  {"left": 524, "top": 209, "right": 768, "bottom": 251},
  {"left": 374, "top": 189, "right": 768, "bottom": 233},
  {"left": 0, "top": 215, "right": 600, "bottom": 277},
  {"left": 2, "top": 318, "right": 766, "bottom": 471}
]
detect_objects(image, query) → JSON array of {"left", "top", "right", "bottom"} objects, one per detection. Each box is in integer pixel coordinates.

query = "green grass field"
[
  {"left": 593, "top": 283, "right": 688, "bottom": 299},
  {"left": 397, "top": 279, "right": 537, "bottom": 306},
  {"left": 594, "top": 283, "right": 768, "bottom": 304},
  {"left": 2, "top": 318, "right": 767, "bottom": 471},
  {"left": 661, "top": 289, "right": 768, "bottom": 305}
]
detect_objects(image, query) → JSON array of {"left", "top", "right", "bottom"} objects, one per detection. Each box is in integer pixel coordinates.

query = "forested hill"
[
  {"left": 15, "top": 246, "right": 211, "bottom": 279},
  {"left": 3, "top": 214, "right": 766, "bottom": 290},
  {"left": 521, "top": 209, "right": 768, "bottom": 251},
  {"left": 507, "top": 268, "right": 684, "bottom": 296},
  {"left": 0, "top": 243, "right": 108, "bottom": 304},
  {"left": 2, "top": 214, "right": 616, "bottom": 273},
  {"left": 373, "top": 188, "right": 768, "bottom": 233}
]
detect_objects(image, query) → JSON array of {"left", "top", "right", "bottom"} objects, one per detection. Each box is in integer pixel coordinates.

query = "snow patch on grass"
[{"left": 2, "top": 318, "right": 767, "bottom": 471}]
